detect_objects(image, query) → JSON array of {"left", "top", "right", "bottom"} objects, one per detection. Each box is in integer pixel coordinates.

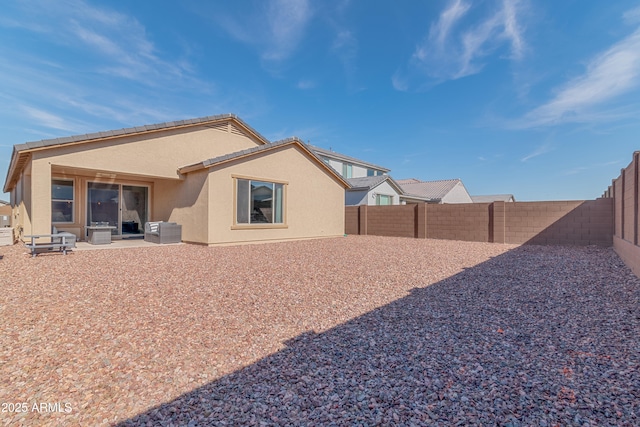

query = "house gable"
[
  {"left": 179, "top": 137, "right": 349, "bottom": 189},
  {"left": 5, "top": 114, "right": 348, "bottom": 245},
  {"left": 308, "top": 145, "right": 390, "bottom": 179},
  {"left": 175, "top": 139, "right": 347, "bottom": 245},
  {"left": 4, "top": 114, "right": 268, "bottom": 191}
]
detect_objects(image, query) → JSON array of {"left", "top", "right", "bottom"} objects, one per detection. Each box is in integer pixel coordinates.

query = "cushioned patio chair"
[{"left": 144, "top": 221, "right": 182, "bottom": 244}]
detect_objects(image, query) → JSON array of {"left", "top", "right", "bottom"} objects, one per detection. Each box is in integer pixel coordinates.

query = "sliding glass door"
[
  {"left": 121, "top": 185, "right": 148, "bottom": 235},
  {"left": 87, "top": 183, "right": 119, "bottom": 233},
  {"left": 87, "top": 182, "right": 149, "bottom": 237}
]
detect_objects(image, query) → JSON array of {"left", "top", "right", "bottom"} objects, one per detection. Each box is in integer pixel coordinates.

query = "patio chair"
[{"left": 144, "top": 221, "right": 182, "bottom": 244}]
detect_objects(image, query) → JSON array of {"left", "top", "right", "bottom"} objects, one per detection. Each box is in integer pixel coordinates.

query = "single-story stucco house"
[
  {"left": 3, "top": 114, "right": 349, "bottom": 246},
  {"left": 396, "top": 178, "right": 473, "bottom": 204},
  {"left": 470, "top": 194, "right": 516, "bottom": 203}
]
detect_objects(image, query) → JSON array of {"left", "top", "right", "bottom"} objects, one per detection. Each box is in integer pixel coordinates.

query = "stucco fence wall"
[{"left": 345, "top": 199, "right": 613, "bottom": 246}]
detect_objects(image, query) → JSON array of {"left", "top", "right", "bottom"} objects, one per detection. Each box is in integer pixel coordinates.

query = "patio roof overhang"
[{"left": 50, "top": 164, "right": 185, "bottom": 183}]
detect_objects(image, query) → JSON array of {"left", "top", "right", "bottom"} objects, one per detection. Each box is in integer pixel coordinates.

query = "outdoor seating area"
[
  {"left": 24, "top": 227, "right": 76, "bottom": 257},
  {"left": 87, "top": 222, "right": 117, "bottom": 245},
  {"left": 20, "top": 222, "right": 183, "bottom": 256},
  {"left": 144, "top": 221, "right": 182, "bottom": 244}
]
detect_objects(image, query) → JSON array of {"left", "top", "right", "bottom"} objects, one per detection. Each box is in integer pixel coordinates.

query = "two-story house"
[{"left": 309, "top": 146, "right": 413, "bottom": 206}]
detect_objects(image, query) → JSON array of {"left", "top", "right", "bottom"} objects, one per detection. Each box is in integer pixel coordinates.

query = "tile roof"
[
  {"left": 346, "top": 175, "right": 392, "bottom": 191},
  {"left": 178, "top": 138, "right": 350, "bottom": 188},
  {"left": 471, "top": 194, "right": 516, "bottom": 203},
  {"left": 180, "top": 137, "right": 300, "bottom": 172},
  {"left": 395, "top": 178, "right": 421, "bottom": 185},
  {"left": 308, "top": 145, "right": 390, "bottom": 173},
  {"left": 13, "top": 113, "right": 268, "bottom": 152},
  {"left": 347, "top": 176, "right": 435, "bottom": 202},
  {"left": 347, "top": 175, "right": 402, "bottom": 194},
  {"left": 397, "top": 178, "right": 462, "bottom": 200},
  {"left": 4, "top": 114, "right": 271, "bottom": 193}
]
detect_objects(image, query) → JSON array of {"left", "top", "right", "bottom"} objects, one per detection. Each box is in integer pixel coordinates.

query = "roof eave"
[
  {"left": 309, "top": 145, "right": 391, "bottom": 173},
  {"left": 3, "top": 147, "right": 25, "bottom": 193},
  {"left": 179, "top": 138, "right": 351, "bottom": 189},
  {"left": 3, "top": 114, "right": 271, "bottom": 193}
]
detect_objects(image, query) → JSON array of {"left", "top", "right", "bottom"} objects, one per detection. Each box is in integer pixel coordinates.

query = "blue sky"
[{"left": 1, "top": 0, "right": 639, "bottom": 201}]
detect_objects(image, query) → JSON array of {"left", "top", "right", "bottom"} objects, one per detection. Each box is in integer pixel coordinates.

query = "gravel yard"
[{"left": 0, "top": 236, "right": 638, "bottom": 426}]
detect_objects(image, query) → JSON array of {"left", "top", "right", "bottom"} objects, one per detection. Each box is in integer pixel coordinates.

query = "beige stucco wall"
[
  {"left": 13, "top": 123, "right": 262, "bottom": 240},
  {"left": 160, "top": 169, "right": 210, "bottom": 244},
  {"left": 31, "top": 125, "right": 261, "bottom": 180},
  {"left": 12, "top": 167, "right": 32, "bottom": 237},
  {"left": 203, "top": 145, "right": 345, "bottom": 245},
  {"left": 28, "top": 158, "right": 53, "bottom": 236},
  {"left": 9, "top": 122, "right": 346, "bottom": 246}
]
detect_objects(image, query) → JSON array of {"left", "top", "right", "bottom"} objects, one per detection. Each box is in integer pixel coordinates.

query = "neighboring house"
[
  {"left": 309, "top": 146, "right": 434, "bottom": 206},
  {"left": 345, "top": 176, "right": 405, "bottom": 206},
  {"left": 397, "top": 178, "right": 473, "bottom": 204},
  {"left": 309, "top": 145, "right": 389, "bottom": 179},
  {"left": 0, "top": 199, "right": 10, "bottom": 227},
  {"left": 471, "top": 194, "right": 516, "bottom": 203},
  {"left": 3, "top": 114, "right": 349, "bottom": 246}
]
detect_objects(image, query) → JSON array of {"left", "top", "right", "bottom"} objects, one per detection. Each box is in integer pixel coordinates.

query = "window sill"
[{"left": 231, "top": 224, "right": 288, "bottom": 230}]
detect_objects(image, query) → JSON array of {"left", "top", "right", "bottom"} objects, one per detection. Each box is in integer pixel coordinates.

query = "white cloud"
[
  {"left": 12, "top": 0, "right": 197, "bottom": 87},
  {"left": 20, "top": 106, "right": 88, "bottom": 133},
  {"left": 391, "top": 73, "right": 409, "bottom": 92},
  {"left": 331, "top": 30, "right": 358, "bottom": 79},
  {"left": 521, "top": 143, "right": 552, "bottom": 162},
  {"left": 427, "top": 0, "right": 471, "bottom": 50},
  {"left": 397, "top": 0, "right": 526, "bottom": 87},
  {"left": 501, "top": 0, "right": 524, "bottom": 59},
  {"left": 216, "top": 0, "right": 312, "bottom": 64},
  {"left": 519, "top": 28, "right": 640, "bottom": 127},
  {"left": 296, "top": 79, "right": 316, "bottom": 90},
  {"left": 623, "top": 6, "right": 640, "bottom": 25},
  {"left": 564, "top": 160, "right": 622, "bottom": 176},
  {"left": 263, "top": 0, "right": 312, "bottom": 61}
]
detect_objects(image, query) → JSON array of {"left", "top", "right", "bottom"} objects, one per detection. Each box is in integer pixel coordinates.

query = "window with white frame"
[
  {"left": 376, "top": 194, "right": 392, "bottom": 205},
  {"left": 342, "top": 163, "right": 353, "bottom": 178},
  {"left": 236, "top": 179, "right": 284, "bottom": 224},
  {"left": 52, "top": 179, "right": 74, "bottom": 222}
]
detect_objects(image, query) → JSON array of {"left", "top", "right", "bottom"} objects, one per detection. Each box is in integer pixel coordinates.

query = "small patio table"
[{"left": 87, "top": 226, "right": 117, "bottom": 245}]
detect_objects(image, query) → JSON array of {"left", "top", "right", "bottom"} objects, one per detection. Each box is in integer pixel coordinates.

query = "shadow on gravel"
[{"left": 118, "top": 246, "right": 639, "bottom": 426}]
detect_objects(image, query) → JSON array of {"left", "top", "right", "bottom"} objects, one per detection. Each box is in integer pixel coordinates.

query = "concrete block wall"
[
  {"left": 367, "top": 205, "right": 416, "bottom": 238},
  {"left": 345, "top": 200, "right": 613, "bottom": 246},
  {"left": 426, "top": 203, "right": 490, "bottom": 242},
  {"left": 504, "top": 200, "right": 612, "bottom": 246},
  {"left": 606, "top": 151, "right": 640, "bottom": 277},
  {"left": 345, "top": 206, "right": 359, "bottom": 235}
]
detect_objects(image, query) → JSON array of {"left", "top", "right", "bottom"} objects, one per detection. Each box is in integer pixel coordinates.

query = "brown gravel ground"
[{"left": 0, "top": 236, "right": 638, "bottom": 426}]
